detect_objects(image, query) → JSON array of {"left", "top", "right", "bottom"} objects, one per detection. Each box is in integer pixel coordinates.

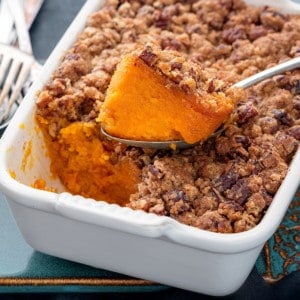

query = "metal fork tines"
[{"left": 0, "top": 43, "right": 34, "bottom": 124}]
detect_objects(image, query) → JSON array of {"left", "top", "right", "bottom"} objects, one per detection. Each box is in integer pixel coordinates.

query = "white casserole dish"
[{"left": 0, "top": 0, "right": 300, "bottom": 296}]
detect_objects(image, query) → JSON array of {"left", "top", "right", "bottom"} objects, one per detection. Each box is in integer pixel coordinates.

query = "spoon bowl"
[
  {"left": 101, "top": 127, "right": 195, "bottom": 149},
  {"left": 101, "top": 56, "right": 300, "bottom": 149}
]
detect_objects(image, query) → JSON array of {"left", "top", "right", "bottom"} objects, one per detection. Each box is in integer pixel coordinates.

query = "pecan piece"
[
  {"left": 139, "top": 47, "right": 157, "bottom": 66},
  {"left": 272, "top": 109, "right": 293, "bottom": 126},
  {"left": 222, "top": 27, "right": 246, "bottom": 44},
  {"left": 287, "top": 125, "right": 300, "bottom": 140},
  {"left": 237, "top": 103, "right": 258, "bottom": 125}
]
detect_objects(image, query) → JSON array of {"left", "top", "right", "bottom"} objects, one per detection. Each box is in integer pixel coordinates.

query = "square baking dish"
[{"left": 0, "top": 0, "right": 300, "bottom": 296}]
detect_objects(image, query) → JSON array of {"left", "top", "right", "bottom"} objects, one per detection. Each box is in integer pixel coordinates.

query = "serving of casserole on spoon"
[{"left": 99, "top": 46, "right": 300, "bottom": 149}]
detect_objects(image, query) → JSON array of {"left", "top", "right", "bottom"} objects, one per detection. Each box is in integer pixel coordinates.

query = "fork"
[
  {"left": 0, "top": 0, "right": 37, "bottom": 125},
  {"left": 0, "top": 44, "right": 35, "bottom": 124}
]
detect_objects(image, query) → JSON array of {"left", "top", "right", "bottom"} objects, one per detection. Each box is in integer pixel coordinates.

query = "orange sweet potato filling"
[
  {"left": 99, "top": 55, "right": 235, "bottom": 144},
  {"left": 37, "top": 120, "right": 140, "bottom": 205}
]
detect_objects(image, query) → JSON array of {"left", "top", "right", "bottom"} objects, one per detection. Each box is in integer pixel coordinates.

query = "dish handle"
[{"left": 54, "top": 192, "right": 178, "bottom": 239}]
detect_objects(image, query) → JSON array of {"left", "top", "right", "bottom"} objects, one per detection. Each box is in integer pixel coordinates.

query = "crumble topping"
[
  {"left": 36, "top": 0, "right": 300, "bottom": 233},
  {"left": 138, "top": 44, "right": 232, "bottom": 95}
]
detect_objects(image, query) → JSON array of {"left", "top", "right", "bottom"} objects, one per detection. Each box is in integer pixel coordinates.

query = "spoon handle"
[{"left": 233, "top": 56, "right": 300, "bottom": 89}]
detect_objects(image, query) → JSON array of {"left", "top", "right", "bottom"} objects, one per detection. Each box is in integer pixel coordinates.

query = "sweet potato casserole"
[{"left": 35, "top": 0, "right": 300, "bottom": 233}]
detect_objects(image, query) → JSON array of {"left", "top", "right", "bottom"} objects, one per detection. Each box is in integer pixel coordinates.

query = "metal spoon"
[{"left": 101, "top": 56, "right": 300, "bottom": 149}]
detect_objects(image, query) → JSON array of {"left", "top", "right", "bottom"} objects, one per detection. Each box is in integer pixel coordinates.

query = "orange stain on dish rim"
[
  {"left": 21, "top": 140, "right": 33, "bottom": 172},
  {"left": 9, "top": 170, "right": 16, "bottom": 179},
  {"left": 32, "top": 178, "right": 47, "bottom": 189},
  {"left": 32, "top": 178, "right": 56, "bottom": 192},
  {"left": 19, "top": 122, "right": 25, "bottom": 129}
]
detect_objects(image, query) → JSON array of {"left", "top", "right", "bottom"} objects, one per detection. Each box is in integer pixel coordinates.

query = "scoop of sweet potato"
[{"left": 99, "top": 55, "right": 235, "bottom": 144}]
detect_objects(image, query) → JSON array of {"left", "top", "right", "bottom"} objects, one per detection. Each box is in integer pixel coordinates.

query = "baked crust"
[{"left": 36, "top": 0, "right": 300, "bottom": 233}]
